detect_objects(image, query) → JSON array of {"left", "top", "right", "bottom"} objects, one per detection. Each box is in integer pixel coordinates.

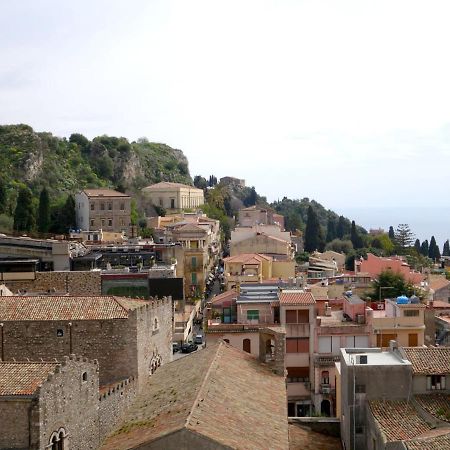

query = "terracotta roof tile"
[
  {"left": 0, "top": 296, "right": 146, "bottom": 321},
  {"left": 0, "top": 362, "right": 59, "bottom": 395},
  {"left": 405, "top": 432, "right": 450, "bottom": 449},
  {"left": 415, "top": 394, "right": 450, "bottom": 422},
  {"left": 429, "top": 275, "right": 450, "bottom": 292},
  {"left": 402, "top": 347, "right": 450, "bottom": 375},
  {"left": 369, "top": 400, "right": 432, "bottom": 442},
  {"left": 224, "top": 253, "right": 273, "bottom": 264},
  {"left": 82, "top": 189, "right": 129, "bottom": 198},
  {"left": 102, "top": 342, "right": 289, "bottom": 450},
  {"left": 143, "top": 181, "right": 201, "bottom": 190},
  {"left": 279, "top": 291, "right": 315, "bottom": 305}
]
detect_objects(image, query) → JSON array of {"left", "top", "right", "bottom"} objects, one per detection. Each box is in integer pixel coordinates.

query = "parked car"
[
  {"left": 181, "top": 343, "right": 198, "bottom": 353},
  {"left": 194, "top": 334, "right": 203, "bottom": 345},
  {"left": 172, "top": 342, "right": 181, "bottom": 353}
]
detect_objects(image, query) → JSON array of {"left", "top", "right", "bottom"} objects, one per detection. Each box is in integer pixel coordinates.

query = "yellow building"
[{"left": 142, "top": 182, "right": 204, "bottom": 212}]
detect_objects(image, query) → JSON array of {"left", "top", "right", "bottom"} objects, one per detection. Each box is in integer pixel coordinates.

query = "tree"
[
  {"left": 62, "top": 195, "right": 76, "bottom": 231},
  {"left": 420, "top": 240, "right": 429, "bottom": 257},
  {"left": 429, "top": 236, "right": 441, "bottom": 261},
  {"left": 388, "top": 226, "right": 395, "bottom": 242},
  {"left": 193, "top": 175, "right": 207, "bottom": 190},
  {"left": 325, "top": 239, "right": 353, "bottom": 254},
  {"left": 304, "top": 206, "right": 325, "bottom": 252},
  {"left": 371, "top": 233, "right": 394, "bottom": 255},
  {"left": 443, "top": 240, "right": 450, "bottom": 257},
  {"left": 208, "top": 175, "right": 217, "bottom": 187},
  {"left": 0, "top": 178, "right": 6, "bottom": 214},
  {"left": 369, "top": 269, "right": 416, "bottom": 300},
  {"left": 326, "top": 217, "right": 337, "bottom": 242},
  {"left": 394, "top": 224, "right": 415, "bottom": 251},
  {"left": 414, "top": 239, "right": 421, "bottom": 255},
  {"left": 350, "top": 220, "right": 364, "bottom": 249},
  {"left": 336, "top": 216, "right": 350, "bottom": 239},
  {"left": 37, "top": 187, "right": 50, "bottom": 233},
  {"left": 243, "top": 187, "right": 257, "bottom": 207},
  {"left": 13, "top": 187, "right": 35, "bottom": 232}
]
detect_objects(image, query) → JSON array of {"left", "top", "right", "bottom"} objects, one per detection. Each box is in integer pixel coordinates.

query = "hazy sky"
[{"left": 2, "top": 0, "right": 450, "bottom": 214}]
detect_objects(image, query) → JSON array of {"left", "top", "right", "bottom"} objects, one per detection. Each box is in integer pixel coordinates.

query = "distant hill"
[{"left": 0, "top": 124, "right": 192, "bottom": 208}]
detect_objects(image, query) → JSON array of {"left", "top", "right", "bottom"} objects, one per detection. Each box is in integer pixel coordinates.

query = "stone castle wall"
[{"left": 4, "top": 270, "right": 102, "bottom": 296}]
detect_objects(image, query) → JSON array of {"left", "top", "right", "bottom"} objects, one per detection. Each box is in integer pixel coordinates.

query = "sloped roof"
[
  {"left": 415, "top": 394, "right": 450, "bottom": 423},
  {"left": 0, "top": 296, "right": 147, "bottom": 321},
  {"left": 0, "top": 362, "right": 59, "bottom": 396},
  {"left": 406, "top": 432, "right": 450, "bottom": 450},
  {"left": 210, "top": 289, "right": 238, "bottom": 306},
  {"left": 172, "top": 223, "right": 207, "bottom": 234},
  {"left": 279, "top": 291, "right": 315, "bottom": 306},
  {"left": 402, "top": 347, "right": 450, "bottom": 375},
  {"left": 82, "top": 189, "right": 129, "bottom": 198},
  {"left": 102, "top": 342, "right": 289, "bottom": 450},
  {"left": 429, "top": 275, "right": 450, "bottom": 292},
  {"left": 369, "top": 400, "right": 432, "bottom": 442},
  {"left": 143, "top": 181, "right": 201, "bottom": 191},
  {"left": 224, "top": 253, "right": 273, "bottom": 264}
]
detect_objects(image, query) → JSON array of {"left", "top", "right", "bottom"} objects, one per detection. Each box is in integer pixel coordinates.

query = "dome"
[{"left": 396, "top": 295, "right": 409, "bottom": 304}]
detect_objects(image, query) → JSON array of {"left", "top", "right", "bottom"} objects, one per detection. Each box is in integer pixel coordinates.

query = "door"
[
  {"left": 376, "top": 333, "right": 397, "bottom": 348},
  {"left": 243, "top": 338, "right": 251, "bottom": 353},
  {"left": 408, "top": 333, "right": 418, "bottom": 346}
]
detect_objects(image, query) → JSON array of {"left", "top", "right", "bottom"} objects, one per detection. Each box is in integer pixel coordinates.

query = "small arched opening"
[{"left": 243, "top": 338, "right": 251, "bottom": 353}]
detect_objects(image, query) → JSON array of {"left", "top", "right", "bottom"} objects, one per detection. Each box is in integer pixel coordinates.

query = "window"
[
  {"left": 286, "top": 367, "right": 309, "bottom": 383},
  {"left": 355, "top": 384, "right": 366, "bottom": 393},
  {"left": 153, "top": 317, "right": 159, "bottom": 331},
  {"left": 82, "top": 372, "right": 87, "bottom": 382},
  {"left": 321, "top": 371, "right": 330, "bottom": 385},
  {"left": 191, "top": 256, "right": 197, "bottom": 269},
  {"left": 171, "top": 198, "right": 175, "bottom": 209},
  {"left": 108, "top": 219, "right": 113, "bottom": 227},
  {"left": 243, "top": 338, "right": 251, "bottom": 353},
  {"left": 404, "top": 309, "right": 419, "bottom": 317},
  {"left": 247, "top": 310, "right": 259, "bottom": 321},
  {"left": 90, "top": 203, "right": 95, "bottom": 211},
  {"left": 120, "top": 203, "right": 125, "bottom": 211},
  {"left": 286, "top": 338, "right": 309, "bottom": 353},
  {"left": 191, "top": 272, "right": 197, "bottom": 285},
  {"left": 427, "top": 375, "right": 446, "bottom": 390},
  {"left": 101, "top": 219, "right": 105, "bottom": 227},
  {"left": 90, "top": 219, "right": 95, "bottom": 227},
  {"left": 100, "top": 203, "right": 105, "bottom": 210},
  {"left": 56, "top": 329, "right": 64, "bottom": 337},
  {"left": 108, "top": 202, "right": 112, "bottom": 210},
  {"left": 285, "top": 309, "right": 309, "bottom": 324}
]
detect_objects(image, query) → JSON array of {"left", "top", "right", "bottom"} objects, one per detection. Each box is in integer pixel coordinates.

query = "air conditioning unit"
[{"left": 322, "top": 386, "right": 331, "bottom": 394}]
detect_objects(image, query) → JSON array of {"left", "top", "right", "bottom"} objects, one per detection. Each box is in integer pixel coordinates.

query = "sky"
[{"left": 1, "top": 1, "right": 450, "bottom": 232}]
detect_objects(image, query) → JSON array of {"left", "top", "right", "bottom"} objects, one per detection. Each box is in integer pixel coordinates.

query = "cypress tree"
[
  {"left": 304, "top": 205, "right": 325, "bottom": 252},
  {"left": 420, "top": 240, "right": 429, "bottom": 257},
  {"left": 429, "top": 236, "right": 441, "bottom": 261},
  {"left": 326, "top": 217, "right": 337, "bottom": 243},
  {"left": 443, "top": 240, "right": 450, "bottom": 257},
  {"left": 61, "top": 194, "right": 76, "bottom": 231},
  {"left": 37, "top": 187, "right": 50, "bottom": 233},
  {"left": 350, "top": 220, "right": 363, "bottom": 249},
  {"left": 414, "top": 239, "right": 421, "bottom": 254},
  {"left": 13, "top": 187, "right": 35, "bottom": 232},
  {"left": 0, "top": 178, "right": 6, "bottom": 214},
  {"left": 388, "top": 226, "right": 395, "bottom": 242},
  {"left": 336, "top": 216, "right": 349, "bottom": 239}
]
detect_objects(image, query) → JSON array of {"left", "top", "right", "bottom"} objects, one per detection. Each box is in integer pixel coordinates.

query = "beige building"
[
  {"left": 75, "top": 189, "right": 131, "bottom": 234},
  {"left": 238, "top": 206, "right": 285, "bottom": 229},
  {"left": 369, "top": 298, "right": 425, "bottom": 347},
  {"left": 142, "top": 181, "right": 204, "bottom": 212}
]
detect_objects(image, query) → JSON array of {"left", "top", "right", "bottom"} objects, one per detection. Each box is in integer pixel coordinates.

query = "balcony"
[
  {"left": 285, "top": 323, "right": 310, "bottom": 338},
  {"left": 314, "top": 355, "right": 340, "bottom": 367},
  {"left": 320, "top": 384, "right": 335, "bottom": 395}
]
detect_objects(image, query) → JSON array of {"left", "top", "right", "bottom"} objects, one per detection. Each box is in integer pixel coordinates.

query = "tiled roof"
[
  {"left": 224, "top": 253, "right": 272, "bottom": 264},
  {"left": 0, "top": 362, "right": 59, "bottom": 395},
  {"left": 143, "top": 181, "right": 201, "bottom": 190},
  {"left": 82, "top": 188, "right": 129, "bottom": 198},
  {"left": 210, "top": 289, "right": 238, "bottom": 306},
  {"left": 288, "top": 424, "right": 341, "bottom": 450},
  {"left": 173, "top": 223, "right": 206, "bottom": 234},
  {"left": 429, "top": 275, "right": 450, "bottom": 292},
  {"left": 279, "top": 291, "right": 315, "bottom": 305},
  {"left": 406, "top": 432, "right": 450, "bottom": 450},
  {"left": 415, "top": 394, "right": 450, "bottom": 422},
  {"left": 102, "top": 342, "right": 289, "bottom": 450},
  {"left": 369, "top": 400, "right": 432, "bottom": 442},
  {"left": 402, "top": 347, "right": 450, "bottom": 375},
  {"left": 0, "top": 296, "right": 147, "bottom": 321}
]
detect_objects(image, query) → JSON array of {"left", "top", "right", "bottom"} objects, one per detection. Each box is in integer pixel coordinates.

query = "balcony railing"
[
  {"left": 320, "top": 384, "right": 335, "bottom": 395},
  {"left": 314, "top": 355, "right": 340, "bottom": 366}
]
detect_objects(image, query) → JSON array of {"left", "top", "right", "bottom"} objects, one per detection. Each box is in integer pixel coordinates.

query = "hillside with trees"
[{"left": 0, "top": 124, "right": 192, "bottom": 233}]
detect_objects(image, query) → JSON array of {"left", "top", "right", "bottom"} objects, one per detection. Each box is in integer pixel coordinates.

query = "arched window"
[
  {"left": 154, "top": 317, "right": 159, "bottom": 330},
  {"left": 321, "top": 371, "right": 330, "bottom": 385},
  {"left": 243, "top": 338, "right": 251, "bottom": 353},
  {"left": 50, "top": 435, "right": 58, "bottom": 450}
]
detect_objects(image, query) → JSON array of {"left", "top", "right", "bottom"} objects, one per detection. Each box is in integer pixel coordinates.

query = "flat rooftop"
[{"left": 341, "top": 348, "right": 411, "bottom": 366}]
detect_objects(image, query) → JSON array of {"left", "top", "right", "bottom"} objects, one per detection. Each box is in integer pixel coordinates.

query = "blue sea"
[{"left": 337, "top": 206, "right": 450, "bottom": 249}]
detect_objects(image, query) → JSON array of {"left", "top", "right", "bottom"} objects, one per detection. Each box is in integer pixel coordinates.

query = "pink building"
[{"left": 355, "top": 253, "right": 425, "bottom": 285}]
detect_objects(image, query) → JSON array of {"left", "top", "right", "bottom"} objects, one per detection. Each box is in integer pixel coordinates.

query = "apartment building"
[{"left": 75, "top": 189, "right": 131, "bottom": 234}]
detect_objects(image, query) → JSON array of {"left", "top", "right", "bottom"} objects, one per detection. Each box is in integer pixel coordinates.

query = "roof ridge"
[{"left": 185, "top": 343, "right": 222, "bottom": 430}]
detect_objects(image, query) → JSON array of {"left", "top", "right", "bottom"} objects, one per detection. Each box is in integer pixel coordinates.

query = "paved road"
[{"left": 172, "top": 342, "right": 206, "bottom": 361}]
